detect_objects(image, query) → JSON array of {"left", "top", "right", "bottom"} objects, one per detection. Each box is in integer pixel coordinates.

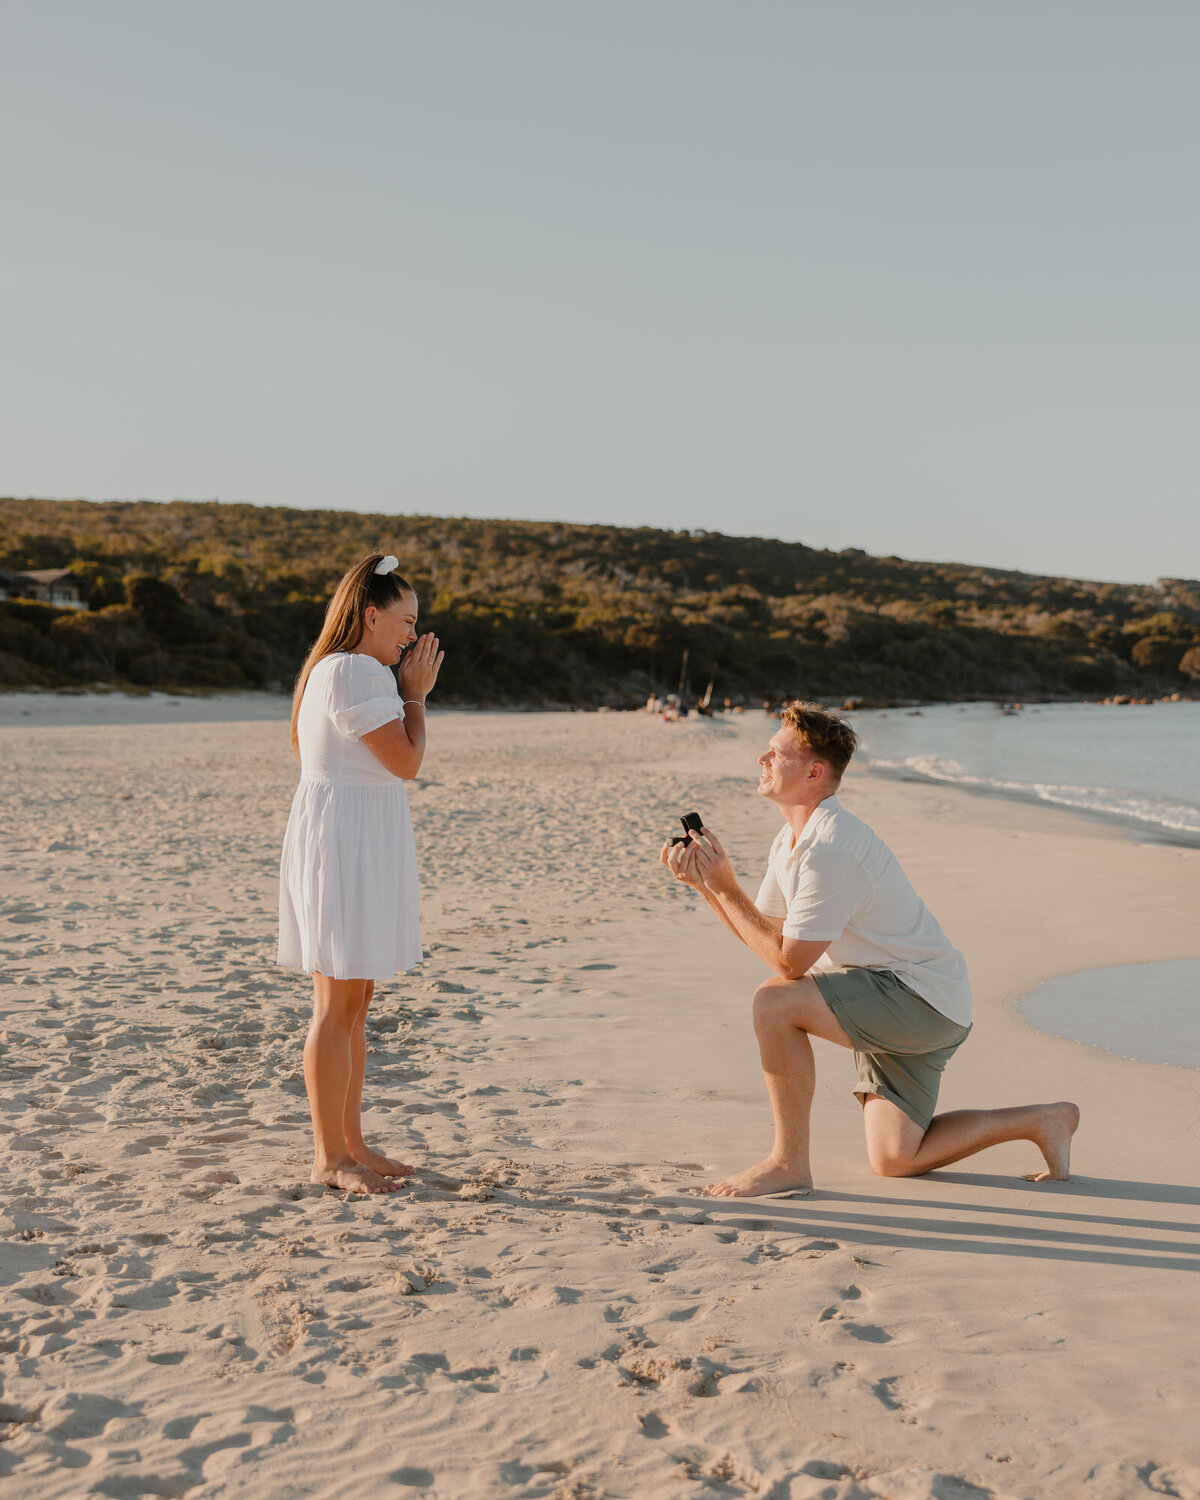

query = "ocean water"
[
  {"left": 1018, "top": 961, "right": 1200, "bottom": 1070},
  {"left": 849, "top": 699, "right": 1200, "bottom": 846},
  {"left": 846, "top": 699, "right": 1200, "bottom": 1070}
]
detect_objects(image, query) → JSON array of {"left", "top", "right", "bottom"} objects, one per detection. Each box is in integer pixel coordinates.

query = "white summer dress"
[{"left": 277, "top": 651, "right": 422, "bottom": 981}]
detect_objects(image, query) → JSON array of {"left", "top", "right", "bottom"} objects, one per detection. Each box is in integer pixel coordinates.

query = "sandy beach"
[{"left": 2, "top": 701, "right": 1198, "bottom": 1500}]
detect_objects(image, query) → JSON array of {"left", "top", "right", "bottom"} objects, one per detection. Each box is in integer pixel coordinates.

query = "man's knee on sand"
[
  {"left": 863, "top": 1096, "right": 926, "bottom": 1177},
  {"left": 867, "top": 1146, "right": 923, "bottom": 1177}
]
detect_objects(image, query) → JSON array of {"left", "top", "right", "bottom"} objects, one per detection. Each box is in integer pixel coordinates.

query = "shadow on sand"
[{"left": 543, "top": 1172, "right": 1200, "bottom": 1272}]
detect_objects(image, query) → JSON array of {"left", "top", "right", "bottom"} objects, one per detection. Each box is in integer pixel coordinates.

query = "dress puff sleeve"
[{"left": 326, "top": 654, "right": 405, "bottom": 740}]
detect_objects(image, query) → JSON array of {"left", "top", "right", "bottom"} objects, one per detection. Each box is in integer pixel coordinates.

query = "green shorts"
[{"left": 812, "top": 967, "right": 971, "bottom": 1130}]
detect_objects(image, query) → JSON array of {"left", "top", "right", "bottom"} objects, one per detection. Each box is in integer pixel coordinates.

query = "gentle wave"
[{"left": 862, "top": 753, "right": 1200, "bottom": 836}]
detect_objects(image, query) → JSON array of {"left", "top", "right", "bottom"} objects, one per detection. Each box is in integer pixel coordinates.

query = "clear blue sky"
[{"left": 3, "top": 2, "right": 1197, "bottom": 584}]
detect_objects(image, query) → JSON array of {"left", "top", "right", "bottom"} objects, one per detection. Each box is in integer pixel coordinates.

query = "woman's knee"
[
  {"left": 311, "top": 980, "right": 368, "bottom": 1027},
  {"left": 310, "top": 1002, "right": 358, "bottom": 1033}
]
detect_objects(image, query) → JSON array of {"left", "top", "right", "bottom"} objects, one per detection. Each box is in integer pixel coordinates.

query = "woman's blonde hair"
[{"left": 290, "top": 554, "right": 414, "bottom": 753}]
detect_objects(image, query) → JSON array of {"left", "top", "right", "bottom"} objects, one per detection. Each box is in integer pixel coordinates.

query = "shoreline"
[
  {"left": 2, "top": 683, "right": 1194, "bottom": 711},
  {"left": 858, "top": 755, "right": 1200, "bottom": 850},
  {"left": 5, "top": 687, "right": 1198, "bottom": 850},
  {"left": 851, "top": 696, "right": 1200, "bottom": 850}
]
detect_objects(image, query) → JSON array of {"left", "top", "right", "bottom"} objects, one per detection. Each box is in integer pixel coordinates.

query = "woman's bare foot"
[
  {"left": 704, "top": 1159, "right": 813, "bottom": 1198},
  {"left": 311, "top": 1159, "right": 402, "bottom": 1195},
  {"left": 353, "top": 1146, "right": 417, "bottom": 1178},
  {"left": 1023, "top": 1101, "right": 1080, "bottom": 1182}
]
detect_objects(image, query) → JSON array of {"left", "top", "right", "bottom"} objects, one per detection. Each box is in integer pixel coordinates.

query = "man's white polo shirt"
[{"left": 755, "top": 793, "right": 972, "bottom": 1027}]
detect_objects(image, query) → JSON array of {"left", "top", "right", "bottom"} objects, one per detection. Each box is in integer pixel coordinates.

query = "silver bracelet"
[{"left": 403, "top": 699, "right": 426, "bottom": 708}]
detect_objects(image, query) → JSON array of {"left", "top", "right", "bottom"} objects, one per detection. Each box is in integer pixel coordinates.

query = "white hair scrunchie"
[{"left": 374, "top": 555, "right": 400, "bottom": 576}]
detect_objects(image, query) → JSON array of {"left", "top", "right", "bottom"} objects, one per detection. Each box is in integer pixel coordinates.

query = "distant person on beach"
[
  {"left": 662, "top": 702, "right": 1079, "bottom": 1197},
  {"left": 278, "top": 554, "right": 443, "bottom": 1195}
]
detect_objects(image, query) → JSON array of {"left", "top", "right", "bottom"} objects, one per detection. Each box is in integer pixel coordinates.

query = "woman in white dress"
[{"left": 278, "top": 553, "right": 443, "bottom": 1194}]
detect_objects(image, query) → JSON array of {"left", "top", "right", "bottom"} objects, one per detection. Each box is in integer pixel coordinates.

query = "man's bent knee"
[
  {"left": 862, "top": 1095, "right": 927, "bottom": 1176},
  {"left": 869, "top": 1150, "right": 919, "bottom": 1178},
  {"left": 752, "top": 975, "right": 848, "bottom": 1049},
  {"left": 866, "top": 1136, "right": 927, "bottom": 1177},
  {"left": 752, "top": 977, "right": 801, "bottom": 1033}
]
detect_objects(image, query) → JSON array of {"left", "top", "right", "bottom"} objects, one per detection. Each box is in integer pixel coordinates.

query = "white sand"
[{"left": 2, "top": 704, "right": 1198, "bottom": 1500}]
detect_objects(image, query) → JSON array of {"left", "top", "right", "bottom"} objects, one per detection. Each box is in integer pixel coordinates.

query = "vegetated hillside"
[{"left": 2, "top": 497, "right": 1198, "bottom": 705}]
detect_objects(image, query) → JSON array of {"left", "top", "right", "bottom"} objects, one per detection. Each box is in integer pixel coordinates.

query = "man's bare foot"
[
  {"left": 353, "top": 1146, "right": 417, "bottom": 1178},
  {"left": 311, "top": 1160, "right": 402, "bottom": 1195},
  {"left": 703, "top": 1160, "right": 813, "bottom": 1198},
  {"left": 1023, "top": 1101, "right": 1080, "bottom": 1182}
]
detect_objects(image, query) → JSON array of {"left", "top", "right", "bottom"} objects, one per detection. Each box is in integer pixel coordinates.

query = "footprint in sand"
[
  {"left": 871, "top": 1373, "right": 922, "bottom": 1423},
  {"left": 447, "top": 1365, "right": 499, "bottom": 1388},
  {"left": 742, "top": 1241, "right": 793, "bottom": 1265},
  {"left": 643, "top": 1258, "right": 680, "bottom": 1279},
  {"left": 43, "top": 1390, "right": 141, "bottom": 1441},
  {"left": 798, "top": 1238, "right": 841, "bottom": 1258},
  {"left": 686, "top": 1358, "right": 732, "bottom": 1397},
  {"left": 872, "top": 1374, "right": 904, "bottom": 1409},
  {"left": 817, "top": 1286, "right": 892, "bottom": 1343},
  {"left": 121, "top": 1134, "right": 170, "bottom": 1157},
  {"left": 389, "top": 1466, "right": 435, "bottom": 1489},
  {"left": 842, "top": 1322, "right": 891, "bottom": 1343},
  {"left": 0, "top": 1402, "right": 40, "bottom": 1443},
  {"left": 810, "top": 1360, "right": 857, "bottom": 1392}
]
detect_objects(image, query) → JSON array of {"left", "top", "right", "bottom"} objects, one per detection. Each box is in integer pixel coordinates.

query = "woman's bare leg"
[
  {"left": 304, "top": 974, "right": 400, "bottom": 1194},
  {"left": 343, "top": 980, "right": 416, "bottom": 1177}
]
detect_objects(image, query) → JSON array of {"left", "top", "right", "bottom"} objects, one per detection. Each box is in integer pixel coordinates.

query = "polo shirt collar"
[{"left": 788, "top": 793, "right": 840, "bottom": 853}]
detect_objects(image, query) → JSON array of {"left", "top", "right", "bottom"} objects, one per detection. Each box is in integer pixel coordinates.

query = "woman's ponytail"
[{"left": 290, "top": 555, "right": 414, "bottom": 753}]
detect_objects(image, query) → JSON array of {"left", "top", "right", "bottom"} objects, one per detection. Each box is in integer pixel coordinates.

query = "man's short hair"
[{"left": 780, "top": 701, "right": 857, "bottom": 780}]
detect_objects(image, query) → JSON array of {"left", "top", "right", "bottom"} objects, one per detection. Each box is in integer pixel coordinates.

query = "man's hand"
[
  {"left": 662, "top": 821, "right": 831, "bottom": 979},
  {"left": 683, "top": 826, "right": 737, "bottom": 895},
  {"left": 661, "top": 836, "right": 707, "bottom": 890}
]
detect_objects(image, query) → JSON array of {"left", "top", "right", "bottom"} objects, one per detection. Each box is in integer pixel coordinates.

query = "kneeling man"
[{"left": 663, "top": 702, "right": 1078, "bottom": 1197}]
